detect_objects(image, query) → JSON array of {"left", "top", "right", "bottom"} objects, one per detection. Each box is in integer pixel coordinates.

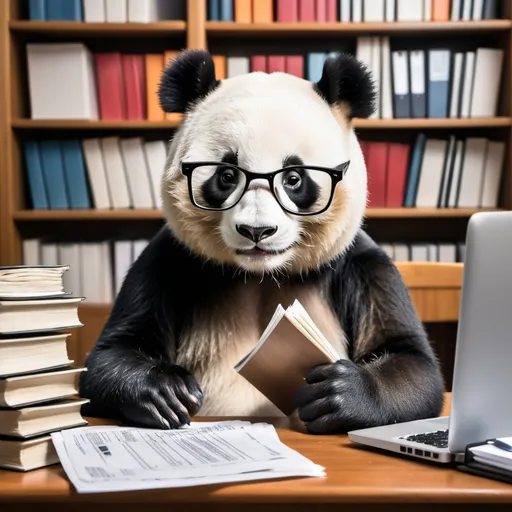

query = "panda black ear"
[
  {"left": 158, "top": 49, "right": 220, "bottom": 113},
  {"left": 313, "top": 53, "right": 376, "bottom": 119}
]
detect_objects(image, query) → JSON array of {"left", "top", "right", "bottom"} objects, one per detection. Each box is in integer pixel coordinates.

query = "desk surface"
[{"left": 1, "top": 393, "right": 511, "bottom": 510}]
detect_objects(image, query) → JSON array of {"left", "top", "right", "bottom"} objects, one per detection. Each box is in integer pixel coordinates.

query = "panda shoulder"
[{"left": 334, "top": 230, "right": 400, "bottom": 288}]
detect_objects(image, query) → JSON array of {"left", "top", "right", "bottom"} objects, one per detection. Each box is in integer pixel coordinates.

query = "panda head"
[{"left": 159, "top": 50, "right": 375, "bottom": 276}]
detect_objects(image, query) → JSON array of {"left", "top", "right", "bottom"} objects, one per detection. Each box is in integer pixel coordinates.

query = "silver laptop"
[{"left": 348, "top": 211, "right": 512, "bottom": 464}]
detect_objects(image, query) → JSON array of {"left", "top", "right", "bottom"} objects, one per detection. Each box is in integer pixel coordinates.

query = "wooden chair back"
[{"left": 395, "top": 262, "right": 464, "bottom": 323}]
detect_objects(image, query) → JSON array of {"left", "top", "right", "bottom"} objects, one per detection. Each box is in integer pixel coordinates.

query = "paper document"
[{"left": 51, "top": 421, "right": 325, "bottom": 493}]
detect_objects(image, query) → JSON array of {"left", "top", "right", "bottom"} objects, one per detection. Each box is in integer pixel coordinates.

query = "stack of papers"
[{"left": 51, "top": 421, "right": 325, "bottom": 493}]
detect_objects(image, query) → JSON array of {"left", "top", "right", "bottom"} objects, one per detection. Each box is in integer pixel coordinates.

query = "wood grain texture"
[
  {"left": 187, "top": 0, "right": 207, "bottom": 49},
  {"left": 0, "top": 0, "right": 20, "bottom": 266},
  {"left": 9, "top": 20, "right": 186, "bottom": 36},
  {"left": 395, "top": 263, "right": 463, "bottom": 322},
  {"left": 11, "top": 208, "right": 501, "bottom": 222},
  {"left": 205, "top": 20, "right": 512, "bottom": 36},
  {"left": 11, "top": 118, "right": 512, "bottom": 130},
  {"left": 1, "top": 394, "right": 512, "bottom": 510}
]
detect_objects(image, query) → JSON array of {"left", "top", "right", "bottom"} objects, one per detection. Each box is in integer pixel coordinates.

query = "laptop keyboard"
[{"left": 399, "top": 429, "right": 449, "bottom": 448}]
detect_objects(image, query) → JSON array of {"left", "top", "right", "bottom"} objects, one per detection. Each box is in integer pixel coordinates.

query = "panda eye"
[
  {"left": 283, "top": 170, "right": 302, "bottom": 190},
  {"left": 219, "top": 168, "right": 237, "bottom": 185}
]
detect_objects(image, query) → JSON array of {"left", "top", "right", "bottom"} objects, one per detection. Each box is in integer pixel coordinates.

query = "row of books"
[
  {"left": 0, "top": 265, "right": 87, "bottom": 471},
  {"left": 22, "top": 238, "right": 151, "bottom": 303},
  {"left": 379, "top": 242, "right": 465, "bottom": 262},
  {"left": 207, "top": 0, "right": 500, "bottom": 22},
  {"left": 23, "top": 137, "right": 167, "bottom": 210},
  {"left": 21, "top": 238, "right": 465, "bottom": 304},
  {"left": 22, "top": 131, "right": 504, "bottom": 212},
  {"left": 28, "top": 0, "right": 185, "bottom": 22},
  {"left": 359, "top": 40, "right": 503, "bottom": 119},
  {"left": 27, "top": 43, "right": 174, "bottom": 121},
  {"left": 362, "top": 134, "right": 505, "bottom": 209},
  {"left": 26, "top": 40, "right": 503, "bottom": 122}
]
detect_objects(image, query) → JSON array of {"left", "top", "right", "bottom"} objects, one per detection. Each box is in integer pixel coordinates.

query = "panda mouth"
[{"left": 236, "top": 246, "right": 289, "bottom": 257}]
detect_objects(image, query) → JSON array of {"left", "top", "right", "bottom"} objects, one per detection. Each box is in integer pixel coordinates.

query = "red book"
[
  {"left": 251, "top": 55, "right": 267, "bottom": 72},
  {"left": 94, "top": 53, "right": 126, "bottom": 120},
  {"left": 365, "top": 142, "right": 388, "bottom": 208},
  {"left": 326, "top": 0, "right": 336, "bottom": 20},
  {"left": 122, "top": 55, "right": 146, "bottom": 120},
  {"left": 386, "top": 142, "right": 411, "bottom": 207},
  {"left": 285, "top": 55, "right": 304, "bottom": 77},
  {"left": 298, "top": 0, "right": 315, "bottom": 20},
  {"left": 267, "top": 55, "right": 286, "bottom": 73},
  {"left": 315, "top": 0, "right": 327, "bottom": 21},
  {"left": 277, "top": 0, "right": 299, "bottom": 21}
]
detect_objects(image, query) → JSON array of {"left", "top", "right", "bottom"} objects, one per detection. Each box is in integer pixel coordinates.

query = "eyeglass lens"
[{"left": 190, "top": 164, "right": 333, "bottom": 214}]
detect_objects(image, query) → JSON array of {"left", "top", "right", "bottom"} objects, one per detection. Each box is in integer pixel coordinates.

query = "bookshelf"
[{"left": 0, "top": 0, "right": 511, "bottom": 382}]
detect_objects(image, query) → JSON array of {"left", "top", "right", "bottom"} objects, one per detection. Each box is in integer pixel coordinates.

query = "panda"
[{"left": 79, "top": 49, "right": 445, "bottom": 435}]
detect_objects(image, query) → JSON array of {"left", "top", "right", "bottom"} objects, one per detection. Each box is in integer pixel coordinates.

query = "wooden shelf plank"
[
  {"left": 364, "top": 208, "right": 505, "bottom": 218},
  {"left": 13, "top": 208, "right": 503, "bottom": 222},
  {"left": 11, "top": 117, "right": 182, "bottom": 129},
  {"left": 9, "top": 20, "right": 186, "bottom": 37},
  {"left": 353, "top": 118, "right": 512, "bottom": 128},
  {"left": 11, "top": 117, "right": 510, "bottom": 130},
  {"left": 206, "top": 20, "right": 512, "bottom": 36},
  {"left": 13, "top": 210, "right": 166, "bottom": 221}
]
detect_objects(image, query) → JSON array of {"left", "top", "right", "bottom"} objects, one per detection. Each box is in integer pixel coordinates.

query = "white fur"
[{"left": 162, "top": 71, "right": 368, "bottom": 275}]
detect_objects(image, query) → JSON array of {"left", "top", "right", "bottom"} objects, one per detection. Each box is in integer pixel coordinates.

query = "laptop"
[{"left": 348, "top": 211, "right": 512, "bottom": 464}]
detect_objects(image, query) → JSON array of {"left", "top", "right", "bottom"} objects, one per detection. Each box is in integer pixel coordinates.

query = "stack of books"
[{"left": 0, "top": 265, "right": 88, "bottom": 472}]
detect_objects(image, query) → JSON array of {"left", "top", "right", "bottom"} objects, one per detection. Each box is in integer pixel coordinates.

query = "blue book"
[
  {"left": 28, "top": 0, "right": 46, "bottom": 20},
  {"left": 219, "top": 0, "right": 233, "bottom": 20},
  {"left": 403, "top": 133, "right": 427, "bottom": 207},
  {"left": 209, "top": 0, "right": 220, "bottom": 20},
  {"left": 307, "top": 53, "right": 327, "bottom": 82},
  {"left": 23, "top": 141, "right": 49, "bottom": 209},
  {"left": 39, "top": 140, "right": 69, "bottom": 209},
  {"left": 45, "top": 0, "right": 83, "bottom": 20},
  {"left": 428, "top": 50, "right": 450, "bottom": 118},
  {"left": 60, "top": 140, "right": 92, "bottom": 209}
]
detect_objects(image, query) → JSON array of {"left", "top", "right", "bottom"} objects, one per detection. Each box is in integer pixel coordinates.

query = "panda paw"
[
  {"left": 294, "top": 359, "right": 376, "bottom": 435},
  {"left": 120, "top": 364, "right": 204, "bottom": 430}
]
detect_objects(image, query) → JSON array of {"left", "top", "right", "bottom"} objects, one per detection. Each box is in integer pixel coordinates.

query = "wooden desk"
[{"left": 1, "top": 394, "right": 511, "bottom": 512}]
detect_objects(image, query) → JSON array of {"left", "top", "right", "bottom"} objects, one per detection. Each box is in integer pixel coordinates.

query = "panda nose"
[{"left": 236, "top": 224, "right": 278, "bottom": 243}]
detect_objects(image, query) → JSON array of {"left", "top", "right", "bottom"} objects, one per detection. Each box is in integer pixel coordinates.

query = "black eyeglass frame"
[{"left": 180, "top": 160, "right": 350, "bottom": 216}]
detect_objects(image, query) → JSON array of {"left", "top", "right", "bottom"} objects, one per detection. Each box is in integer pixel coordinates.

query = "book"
[
  {"left": 0, "top": 367, "right": 84, "bottom": 407},
  {"left": 0, "top": 265, "right": 69, "bottom": 299},
  {"left": 0, "top": 297, "right": 83, "bottom": 335},
  {"left": 0, "top": 435, "right": 59, "bottom": 472},
  {"left": 0, "top": 333, "right": 72, "bottom": 378},
  {"left": 458, "top": 438, "right": 512, "bottom": 485},
  {"left": 0, "top": 398, "right": 89, "bottom": 438},
  {"left": 235, "top": 300, "right": 339, "bottom": 415}
]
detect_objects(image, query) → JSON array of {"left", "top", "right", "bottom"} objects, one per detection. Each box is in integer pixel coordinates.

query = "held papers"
[{"left": 50, "top": 421, "right": 325, "bottom": 493}]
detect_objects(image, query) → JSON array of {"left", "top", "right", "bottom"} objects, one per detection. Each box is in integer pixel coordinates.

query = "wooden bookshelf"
[
  {"left": 12, "top": 118, "right": 183, "bottom": 130},
  {"left": 9, "top": 20, "right": 187, "bottom": 36},
  {"left": 11, "top": 207, "right": 503, "bottom": 222},
  {"left": 205, "top": 19, "right": 512, "bottom": 36},
  {"left": 1, "top": 0, "right": 512, "bottom": 371},
  {"left": 11, "top": 117, "right": 512, "bottom": 130}
]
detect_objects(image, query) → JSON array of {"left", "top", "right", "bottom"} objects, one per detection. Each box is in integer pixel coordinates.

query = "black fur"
[
  {"left": 314, "top": 52, "right": 377, "bottom": 119},
  {"left": 158, "top": 49, "right": 220, "bottom": 113},
  {"left": 79, "top": 226, "right": 445, "bottom": 434}
]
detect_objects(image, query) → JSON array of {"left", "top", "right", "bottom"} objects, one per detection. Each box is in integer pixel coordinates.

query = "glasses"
[{"left": 180, "top": 160, "right": 350, "bottom": 216}]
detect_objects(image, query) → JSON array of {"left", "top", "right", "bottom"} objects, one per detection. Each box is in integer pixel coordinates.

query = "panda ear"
[
  {"left": 313, "top": 53, "right": 376, "bottom": 120},
  {"left": 158, "top": 49, "right": 220, "bottom": 113}
]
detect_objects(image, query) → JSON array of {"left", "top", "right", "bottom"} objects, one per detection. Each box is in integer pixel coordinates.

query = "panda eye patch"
[
  {"left": 191, "top": 164, "right": 246, "bottom": 209},
  {"left": 275, "top": 167, "right": 321, "bottom": 213}
]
